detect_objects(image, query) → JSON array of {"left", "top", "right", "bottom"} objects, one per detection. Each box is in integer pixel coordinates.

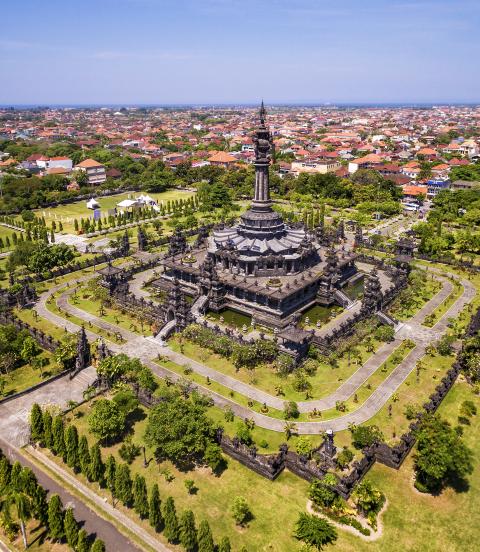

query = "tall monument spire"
[{"left": 252, "top": 101, "right": 273, "bottom": 210}]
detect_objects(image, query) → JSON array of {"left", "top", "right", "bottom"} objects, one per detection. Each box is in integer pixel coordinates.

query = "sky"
[{"left": 0, "top": 0, "right": 479, "bottom": 105}]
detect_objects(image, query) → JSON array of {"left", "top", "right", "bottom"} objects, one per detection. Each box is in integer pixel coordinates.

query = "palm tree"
[
  {"left": 2, "top": 490, "right": 32, "bottom": 549},
  {"left": 284, "top": 422, "right": 297, "bottom": 441}
]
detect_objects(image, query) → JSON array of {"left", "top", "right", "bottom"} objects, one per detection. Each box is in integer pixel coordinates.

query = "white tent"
[{"left": 86, "top": 198, "right": 100, "bottom": 209}]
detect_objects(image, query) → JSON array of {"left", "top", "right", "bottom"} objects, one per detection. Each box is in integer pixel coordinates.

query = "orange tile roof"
[
  {"left": 76, "top": 158, "right": 103, "bottom": 168},
  {"left": 207, "top": 151, "right": 237, "bottom": 163}
]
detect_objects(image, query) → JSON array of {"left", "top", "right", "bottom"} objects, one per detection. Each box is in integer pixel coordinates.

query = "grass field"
[
  {"left": 168, "top": 334, "right": 385, "bottom": 402},
  {"left": 51, "top": 377, "right": 480, "bottom": 552},
  {"left": 1, "top": 351, "right": 56, "bottom": 397},
  {"left": 32, "top": 189, "right": 196, "bottom": 233}
]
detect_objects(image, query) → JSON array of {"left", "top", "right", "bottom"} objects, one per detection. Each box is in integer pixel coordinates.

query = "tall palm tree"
[{"left": 2, "top": 490, "right": 32, "bottom": 549}]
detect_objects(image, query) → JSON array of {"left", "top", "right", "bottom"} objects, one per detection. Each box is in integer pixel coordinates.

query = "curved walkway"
[{"left": 32, "top": 264, "right": 476, "bottom": 432}]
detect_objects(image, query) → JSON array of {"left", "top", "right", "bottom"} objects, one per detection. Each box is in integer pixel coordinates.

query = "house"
[
  {"left": 46, "top": 156, "right": 73, "bottom": 171},
  {"left": 207, "top": 151, "right": 237, "bottom": 168},
  {"left": 290, "top": 159, "right": 341, "bottom": 176},
  {"left": 75, "top": 158, "right": 107, "bottom": 185}
]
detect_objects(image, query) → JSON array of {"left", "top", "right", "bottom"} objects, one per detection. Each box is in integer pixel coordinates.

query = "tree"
[
  {"left": 29, "top": 403, "right": 44, "bottom": 443},
  {"left": 91, "top": 538, "right": 106, "bottom": 552},
  {"left": 63, "top": 507, "right": 79, "bottom": 549},
  {"left": 76, "top": 529, "right": 90, "bottom": 552},
  {"left": 31, "top": 484, "right": 48, "bottom": 526},
  {"left": 352, "top": 479, "right": 385, "bottom": 521},
  {"left": 309, "top": 474, "right": 339, "bottom": 509},
  {"left": 204, "top": 442, "right": 224, "bottom": 472},
  {"left": 144, "top": 397, "right": 217, "bottom": 463},
  {"left": 47, "top": 494, "right": 64, "bottom": 542},
  {"left": 115, "top": 463, "right": 133, "bottom": 506},
  {"left": 133, "top": 474, "right": 149, "bottom": 519},
  {"left": 218, "top": 536, "right": 231, "bottom": 552},
  {"left": 293, "top": 512, "right": 337, "bottom": 550},
  {"left": 295, "top": 436, "right": 313, "bottom": 458},
  {"left": 42, "top": 410, "right": 53, "bottom": 449},
  {"left": 162, "top": 496, "right": 179, "bottom": 543},
  {"left": 88, "top": 399, "right": 126, "bottom": 444},
  {"left": 197, "top": 519, "right": 215, "bottom": 552},
  {"left": 105, "top": 455, "right": 116, "bottom": 497},
  {"left": 9, "top": 462, "right": 22, "bottom": 491},
  {"left": 350, "top": 424, "right": 384, "bottom": 449},
  {"left": 90, "top": 443, "right": 104, "bottom": 483},
  {"left": 179, "top": 510, "right": 197, "bottom": 552},
  {"left": 65, "top": 424, "right": 79, "bottom": 470},
  {"left": 283, "top": 401, "right": 299, "bottom": 420},
  {"left": 230, "top": 496, "right": 252, "bottom": 526},
  {"left": 78, "top": 435, "right": 91, "bottom": 477},
  {"left": 414, "top": 414, "right": 474, "bottom": 492},
  {"left": 148, "top": 483, "right": 163, "bottom": 532},
  {"left": 3, "top": 490, "right": 31, "bottom": 549},
  {"left": 21, "top": 336, "right": 39, "bottom": 364},
  {"left": 52, "top": 415, "right": 65, "bottom": 458}
]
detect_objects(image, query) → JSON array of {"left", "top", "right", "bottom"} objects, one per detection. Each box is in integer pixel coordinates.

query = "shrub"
[
  {"left": 350, "top": 425, "right": 384, "bottom": 449},
  {"left": 336, "top": 447, "right": 354, "bottom": 470},
  {"left": 119, "top": 440, "right": 141, "bottom": 464},
  {"left": 308, "top": 474, "right": 339, "bottom": 509},
  {"left": 284, "top": 401, "right": 300, "bottom": 420},
  {"left": 293, "top": 512, "right": 337, "bottom": 549},
  {"left": 231, "top": 496, "right": 252, "bottom": 526}
]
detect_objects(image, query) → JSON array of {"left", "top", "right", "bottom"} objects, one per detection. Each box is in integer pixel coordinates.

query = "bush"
[
  {"left": 309, "top": 475, "right": 339, "bottom": 509},
  {"left": 231, "top": 496, "right": 252, "bottom": 526},
  {"left": 350, "top": 425, "right": 384, "bottom": 449},
  {"left": 375, "top": 325, "right": 395, "bottom": 343},
  {"left": 336, "top": 447, "right": 354, "bottom": 470},
  {"left": 118, "top": 440, "right": 141, "bottom": 464},
  {"left": 293, "top": 512, "right": 337, "bottom": 549},
  {"left": 235, "top": 422, "right": 253, "bottom": 445},
  {"left": 460, "top": 400, "right": 477, "bottom": 418},
  {"left": 284, "top": 401, "right": 299, "bottom": 420}
]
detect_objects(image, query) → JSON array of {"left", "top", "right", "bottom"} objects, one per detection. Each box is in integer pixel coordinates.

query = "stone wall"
[{"left": 0, "top": 311, "right": 60, "bottom": 352}]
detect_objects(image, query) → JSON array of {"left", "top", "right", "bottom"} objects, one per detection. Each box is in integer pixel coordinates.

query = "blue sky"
[{"left": 0, "top": 0, "right": 479, "bottom": 104}]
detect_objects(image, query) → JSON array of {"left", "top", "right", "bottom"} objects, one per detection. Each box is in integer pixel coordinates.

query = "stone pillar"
[{"left": 324, "top": 429, "right": 336, "bottom": 458}]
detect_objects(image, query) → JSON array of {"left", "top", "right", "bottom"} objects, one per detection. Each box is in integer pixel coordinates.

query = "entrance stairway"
[
  {"left": 155, "top": 319, "right": 176, "bottom": 341},
  {"left": 334, "top": 289, "right": 355, "bottom": 309},
  {"left": 191, "top": 295, "right": 209, "bottom": 319},
  {"left": 377, "top": 310, "right": 399, "bottom": 328}
]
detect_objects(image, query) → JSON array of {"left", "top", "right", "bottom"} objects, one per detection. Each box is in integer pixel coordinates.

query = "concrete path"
[
  {"left": 32, "top": 263, "right": 476, "bottom": 432},
  {"left": 0, "top": 367, "right": 97, "bottom": 447}
]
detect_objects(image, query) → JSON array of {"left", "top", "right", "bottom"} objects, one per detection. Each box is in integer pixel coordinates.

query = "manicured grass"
[
  {"left": 169, "top": 334, "right": 384, "bottom": 402},
  {"left": 365, "top": 350, "right": 456, "bottom": 444},
  {"left": 32, "top": 189, "right": 196, "bottom": 233},
  {"left": 0, "top": 224, "right": 22, "bottom": 252},
  {"left": 1, "top": 351, "right": 56, "bottom": 397},
  {"left": 71, "top": 289, "right": 153, "bottom": 336},
  {"left": 389, "top": 274, "right": 442, "bottom": 321},
  {"left": 330, "top": 381, "right": 480, "bottom": 552},
  {"left": 423, "top": 277, "right": 463, "bottom": 327},
  {"left": 60, "top": 398, "right": 311, "bottom": 552}
]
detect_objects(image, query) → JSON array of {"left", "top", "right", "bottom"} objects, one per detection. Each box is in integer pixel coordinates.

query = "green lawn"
[
  {"left": 1, "top": 351, "right": 57, "bottom": 397},
  {"left": 331, "top": 381, "right": 480, "bottom": 552},
  {"left": 169, "top": 334, "right": 384, "bottom": 402},
  {"left": 32, "top": 189, "right": 196, "bottom": 233},
  {"left": 60, "top": 398, "right": 310, "bottom": 552}
]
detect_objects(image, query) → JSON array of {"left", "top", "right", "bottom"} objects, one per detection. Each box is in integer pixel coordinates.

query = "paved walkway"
[
  {"left": 0, "top": 368, "right": 97, "bottom": 447},
  {"left": 31, "top": 263, "right": 476, "bottom": 432}
]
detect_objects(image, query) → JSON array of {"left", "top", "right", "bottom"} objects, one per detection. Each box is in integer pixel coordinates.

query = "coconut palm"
[{"left": 2, "top": 489, "right": 32, "bottom": 549}]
